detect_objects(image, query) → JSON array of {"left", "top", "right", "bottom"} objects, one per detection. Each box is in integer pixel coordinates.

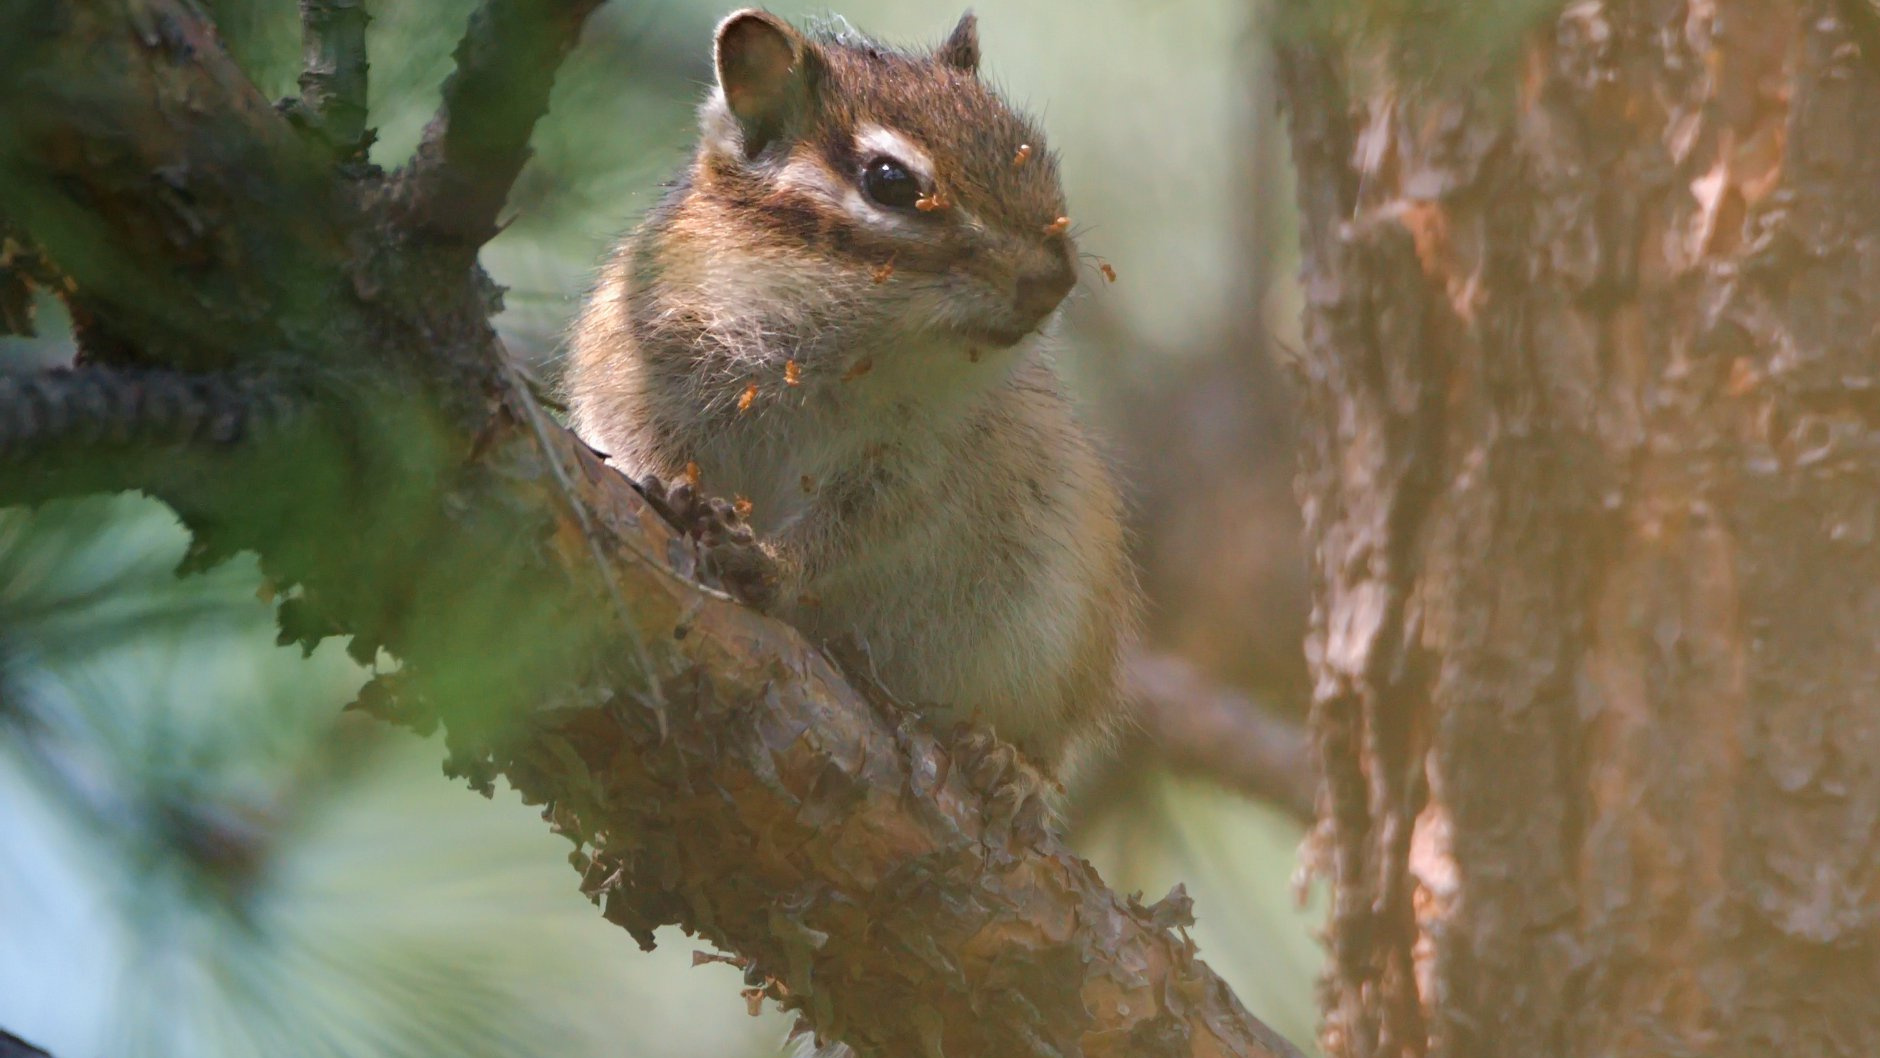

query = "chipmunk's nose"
[{"left": 1013, "top": 258, "right": 1077, "bottom": 324}]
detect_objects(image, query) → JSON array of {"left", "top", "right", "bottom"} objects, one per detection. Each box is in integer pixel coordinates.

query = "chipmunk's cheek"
[
  {"left": 891, "top": 266, "right": 1050, "bottom": 350},
  {"left": 912, "top": 279, "right": 1020, "bottom": 348}
]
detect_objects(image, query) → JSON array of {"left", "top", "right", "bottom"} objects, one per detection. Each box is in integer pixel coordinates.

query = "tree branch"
[
  {"left": 1126, "top": 652, "right": 1315, "bottom": 822},
  {"left": 0, "top": 367, "right": 296, "bottom": 457},
  {"left": 389, "top": 0, "right": 605, "bottom": 247},
  {"left": 285, "top": 0, "right": 373, "bottom": 161},
  {"left": 0, "top": 2, "right": 1308, "bottom": 1054},
  {"left": 0, "top": 1028, "right": 51, "bottom": 1058},
  {"left": 0, "top": 0, "right": 356, "bottom": 371}
]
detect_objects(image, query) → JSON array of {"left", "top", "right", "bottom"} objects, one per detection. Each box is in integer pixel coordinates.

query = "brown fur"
[{"left": 566, "top": 10, "right": 1135, "bottom": 776}]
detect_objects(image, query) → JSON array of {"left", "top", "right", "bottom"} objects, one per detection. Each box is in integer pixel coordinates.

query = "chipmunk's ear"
[
  {"left": 714, "top": 10, "right": 816, "bottom": 156},
  {"left": 936, "top": 11, "right": 980, "bottom": 72}
]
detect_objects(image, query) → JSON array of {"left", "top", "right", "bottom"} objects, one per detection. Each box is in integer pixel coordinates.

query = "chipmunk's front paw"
[
  {"left": 638, "top": 475, "right": 780, "bottom": 610},
  {"left": 950, "top": 723, "right": 1058, "bottom": 843}
]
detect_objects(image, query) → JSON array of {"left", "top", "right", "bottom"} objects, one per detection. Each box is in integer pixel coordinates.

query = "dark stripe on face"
[
  {"left": 697, "top": 144, "right": 964, "bottom": 275},
  {"left": 722, "top": 180, "right": 962, "bottom": 274},
  {"left": 817, "top": 125, "right": 860, "bottom": 180},
  {"left": 755, "top": 188, "right": 864, "bottom": 256}
]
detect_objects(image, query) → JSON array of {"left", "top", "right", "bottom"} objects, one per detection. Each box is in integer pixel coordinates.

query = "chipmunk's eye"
[{"left": 862, "top": 157, "right": 923, "bottom": 210}]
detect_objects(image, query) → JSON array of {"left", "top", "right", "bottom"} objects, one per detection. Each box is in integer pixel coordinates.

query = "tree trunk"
[{"left": 1280, "top": 3, "right": 1880, "bottom": 1056}]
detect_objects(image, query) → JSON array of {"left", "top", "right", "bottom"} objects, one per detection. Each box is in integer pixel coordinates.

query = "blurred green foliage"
[{"left": 0, "top": 495, "right": 788, "bottom": 1057}]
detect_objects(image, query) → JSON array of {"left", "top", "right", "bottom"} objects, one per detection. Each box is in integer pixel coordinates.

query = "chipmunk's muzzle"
[
  {"left": 1014, "top": 258, "right": 1077, "bottom": 326},
  {"left": 954, "top": 244, "right": 1078, "bottom": 348},
  {"left": 967, "top": 254, "right": 1074, "bottom": 347}
]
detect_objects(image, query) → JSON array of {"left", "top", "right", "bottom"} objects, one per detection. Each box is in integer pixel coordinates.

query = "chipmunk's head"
[{"left": 692, "top": 9, "right": 1078, "bottom": 351}]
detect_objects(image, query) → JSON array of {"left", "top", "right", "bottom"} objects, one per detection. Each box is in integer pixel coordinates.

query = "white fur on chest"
[{"left": 685, "top": 334, "right": 1029, "bottom": 528}]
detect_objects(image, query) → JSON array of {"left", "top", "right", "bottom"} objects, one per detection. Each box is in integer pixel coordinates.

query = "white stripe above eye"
[
  {"left": 765, "top": 124, "right": 975, "bottom": 235},
  {"left": 775, "top": 154, "right": 848, "bottom": 200},
  {"left": 769, "top": 153, "right": 903, "bottom": 234},
  {"left": 853, "top": 125, "right": 936, "bottom": 185}
]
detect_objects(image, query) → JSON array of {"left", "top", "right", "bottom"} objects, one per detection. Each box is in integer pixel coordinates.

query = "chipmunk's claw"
[
  {"left": 639, "top": 475, "right": 780, "bottom": 610},
  {"left": 950, "top": 721, "right": 1057, "bottom": 844}
]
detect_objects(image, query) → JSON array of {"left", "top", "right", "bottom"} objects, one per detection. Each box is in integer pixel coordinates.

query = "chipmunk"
[{"left": 566, "top": 9, "right": 1134, "bottom": 787}]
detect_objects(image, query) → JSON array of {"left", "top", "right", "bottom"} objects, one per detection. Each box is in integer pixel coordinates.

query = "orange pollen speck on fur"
[
  {"left": 738, "top": 382, "right": 758, "bottom": 413},
  {"left": 872, "top": 258, "right": 895, "bottom": 284},
  {"left": 684, "top": 461, "right": 701, "bottom": 488},
  {"left": 1043, "top": 216, "right": 1071, "bottom": 237},
  {"left": 841, "top": 357, "right": 874, "bottom": 382},
  {"left": 1099, "top": 262, "right": 1117, "bottom": 283},
  {"left": 785, "top": 359, "right": 800, "bottom": 386},
  {"left": 915, "top": 189, "right": 952, "bottom": 212},
  {"left": 1013, "top": 144, "right": 1032, "bottom": 167},
  {"left": 734, "top": 496, "right": 753, "bottom": 518},
  {"left": 1726, "top": 357, "right": 1761, "bottom": 397}
]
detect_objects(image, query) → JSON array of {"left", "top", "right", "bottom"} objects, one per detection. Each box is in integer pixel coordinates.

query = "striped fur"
[{"left": 567, "top": 10, "right": 1135, "bottom": 776}]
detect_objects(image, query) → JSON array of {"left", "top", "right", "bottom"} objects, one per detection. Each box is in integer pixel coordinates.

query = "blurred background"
[{"left": 0, "top": 0, "right": 1319, "bottom": 1054}]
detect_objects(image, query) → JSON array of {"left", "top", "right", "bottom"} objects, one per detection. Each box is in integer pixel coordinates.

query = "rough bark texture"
[
  {"left": 1279, "top": 2, "right": 1880, "bottom": 1056},
  {"left": 0, "top": 2, "right": 1304, "bottom": 1056}
]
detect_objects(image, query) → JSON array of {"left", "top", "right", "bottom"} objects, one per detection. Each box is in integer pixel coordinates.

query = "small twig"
[
  {"left": 389, "top": 0, "right": 605, "bottom": 247},
  {"left": 1125, "top": 651, "right": 1316, "bottom": 822},
  {"left": 287, "top": 0, "right": 372, "bottom": 160},
  {"left": 499, "top": 356, "right": 667, "bottom": 718}
]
